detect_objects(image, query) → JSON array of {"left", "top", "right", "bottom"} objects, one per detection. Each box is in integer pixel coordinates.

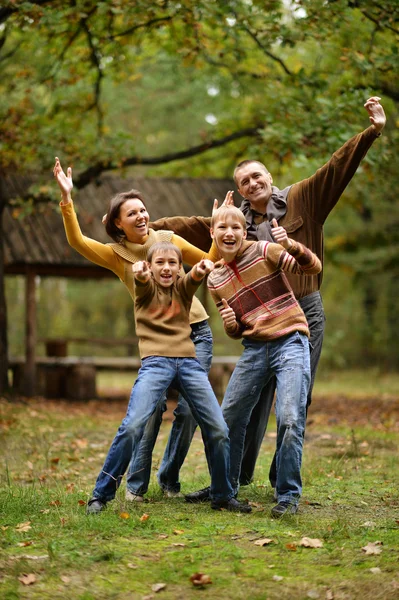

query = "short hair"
[
  {"left": 233, "top": 160, "right": 269, "bottom": 186},
  {"left": 104, "top": 189, "right": 147, "bottom": 243},
  {"left": 147, "top": 242, "right": 182, "bottom": 265},
  {"left": 211, "top": 205, "right": 246, "bottom": 229}
]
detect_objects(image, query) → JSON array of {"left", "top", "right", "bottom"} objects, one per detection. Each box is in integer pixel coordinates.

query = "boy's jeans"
[
  {"left": 92, "top": 356, "right": 233, "bottom": 503},
  {"left": 126, "top": 320, "right": 213, "bottom": 495},
  {"left": 222, "top": 331, "right": 310, "bottom": 505}
]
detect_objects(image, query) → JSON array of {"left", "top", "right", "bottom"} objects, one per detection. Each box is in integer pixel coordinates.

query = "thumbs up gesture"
[
  {"left": 270, "top": 218, "right": 292, "bottom": 249},
  {"left": 219, "top": 298, "right": 238, "bottom": 331},
  {"left": 132, "top": 260, "right": 150, "bottom": 283}
]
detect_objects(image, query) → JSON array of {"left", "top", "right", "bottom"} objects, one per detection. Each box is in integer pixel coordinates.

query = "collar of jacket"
[{"left": 239, "top": 185, "right": 291, "bottom": 242}]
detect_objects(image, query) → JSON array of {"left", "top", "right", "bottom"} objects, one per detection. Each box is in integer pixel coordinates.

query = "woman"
[{"left": 53, "top": 157, "right": 218, "bottom": 503}]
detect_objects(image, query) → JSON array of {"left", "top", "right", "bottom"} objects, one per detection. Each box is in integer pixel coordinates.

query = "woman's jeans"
[
  {"left": 239, "top": 292, "right": 325, "bottom": 486},
  {"left": 222, "top": 331, "right": 310, "bottom": 504},
  {"left": 126, "top": 320, "right": 213, "bottom": 495},
  {"left": 91, "top": 355, "right": 232, "bottom": 503}
]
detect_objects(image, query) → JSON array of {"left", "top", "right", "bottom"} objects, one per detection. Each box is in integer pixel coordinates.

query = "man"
[{"left": 151, "top": 96, "right": 386, "bottom": 494}]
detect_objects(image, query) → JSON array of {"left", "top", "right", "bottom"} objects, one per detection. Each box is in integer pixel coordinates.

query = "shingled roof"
[{"left": 3, "top": 174, "right": 233, "bottom": 277}]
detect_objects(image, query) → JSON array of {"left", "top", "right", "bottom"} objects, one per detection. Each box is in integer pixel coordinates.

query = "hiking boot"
[
  {"left": 125, "top": 490, "right": 144, "bottom": 502},
  {"left": 271, "top": 501, "right": 298, "bottom": 518},
  {"left": 184, "top": 486, "right": 211, "bottom": 503},
  {"left": 86, "top": 498, "right": 106, "bottom": 515},
  {"left": 211, "top": 497, "right": 252, "bottom": 514}
]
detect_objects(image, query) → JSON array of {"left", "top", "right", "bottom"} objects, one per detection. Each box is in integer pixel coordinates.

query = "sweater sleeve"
[
  {"left": 150, "top": 216, "right": 213, "bottom": 252},
  {"left": 171, "top": 234, "right": 219, "bottom": 264},
  {"left": 263, "top": 240, "right": 322, "bottom": 275},
  {"left": 207, "top": 277, "right": 244, "bottom": 340},
  {"left": 292, "top": 126, "right": 381, "bottom": 225},
  {"left": 60, "top": 201, "right": 124, "bottom": 278}
]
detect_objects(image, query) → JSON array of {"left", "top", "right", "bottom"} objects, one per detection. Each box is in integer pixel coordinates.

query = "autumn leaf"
[
  {"left": 60, "top": 575, "right": 71, "bottom": 583},
  {"left": 172, "top": 543, "right": 185, "bottom": 547},
  {"left": 189, "top": 572, "right": 212, "bottom": 586},
  {"left": 50, "top": 457, "right": 60, "bottom": 464},
  {"left": 18, "top": 573, "right": 36, "bottom": 585},
  {"left": 77, "top": 500, "right": 86, "bottom": 506},
  {"left": 272, "top": 575, "right": 283, "bottom": 581},
  {"left": 50, "top": 500, "right": 61, "bottom": 507},
  {"left": 140, "top": 513, "right": 150, "bottom": 522},
  {"left": 17, "top": 541, "right": 33, "bottom": 547},
  {"left": 119, "top": 512, "right": 130, "bottom": 520},
  {"left": 254, "top": 538, "right": 274, "bottom": 546},
  {"left": 370, "top": 567, "right": 382, "bottom": 574},
  {"left": 286, "top": 543, "right": 297, "bottom": 551},
  {"left": 299, "top": 537, "right": 323, "bottom": 548},
  {"left": 361, "top": 541, "right": 383, "bottom": 555},
  {"left": 151, "top": 582, "right": 167, "bottom": 592},
  {"left": 157, "top": 534, "right": 168, "bottom": 539},
  {"left": 173, "top": 529, "right": 184, "bottom": 535},
  {"left": 15, "top": 521, "right": 32, "bottom": 533}
]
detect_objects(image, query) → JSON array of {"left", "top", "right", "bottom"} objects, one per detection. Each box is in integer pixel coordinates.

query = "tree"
[{"left": 1, "top": 0, "right": 398, "bottom": 392}]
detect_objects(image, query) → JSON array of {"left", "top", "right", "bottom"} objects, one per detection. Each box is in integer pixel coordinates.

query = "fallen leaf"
[
  {"left": 26, "top": 461, "right": 34, "bottom": 470},
  {"left": 370, "top": 567, "right": 382, "bottom": 574},
  {"left": 326, "top": 590, "right": 334, "bottom": 600},
  {"left": 49, "top": 500, "right": 61, "bottom": 507},
  {"left": 173, "top": 529, "right": 184, "bottom": 535},
  {"left": 50, "top": 457, "right": 60, "bottom": 464},
  {"left": 40, "top": 509, "right": 50, "bottom": 514},
  {"left": 61, "top": 575, "right": 70, "bottom": 583},
  {"left": 254, "top": 538, "right": 274, "bottom": 546},
  {"left": 18, "top": 573, "right": 36, "bottom": 585},
  {"left": 74, "top": 438, "right": 88, "bottom": 448},
  {"left": 1, "top": 526, "right": 9, "bottom": 531},
  {"left": 77, "top": 500, "right": 86, "bottom": 506},
  {"left": 362, "top": 541, "right": 383, "bottom": 555},
  {"left": 189, "top": 572, "right": 212, "bottom": 586},
  {"left": 172, "top": 543, "right": 185, "bottom": 547},
  {"left": 151, "top": 582, "right": 167, "bottom": 592},
  {"left": 127, "top": 563, "right": 138, "bottom": 569},
  {"left": 65, "top": 483, "right": 75, "bottom": 492},
  {"left": 142, "top": 595, "right": 154, "bottom": 600},
  {"left": 15, "top": 521, "right": 32, "bottom": 533},
  {"left": 140, "top": 513, "right": 150, "bottom": 522},
  {"left": 17, "top": 541, "right": 33, "bottom": 547},
  {"left": 285, "top": 543, "right": 297, "bottom": 551},
  {"left": 272, "top": 575, "right": 283, "bottom": 581},
  {"left": 60, "top": 517, "right": 67, "bottom": 526},
  {"left": 299, "top": 537, "right": 323, "bottom": 548},
  {"left": 119, "top": 512, "right": 130, "bottom": 520},
  {"left": 157, "top": 534, "right": 168, "bottom": 539}
]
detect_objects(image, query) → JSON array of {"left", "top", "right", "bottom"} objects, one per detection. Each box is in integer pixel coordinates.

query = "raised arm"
[
  {"left": 294, "top": 97, "right": 386, "bottom": 224},
  {"left": 268, "top": 220, "right": 322, "bottom": 275},
  {"left": 53, "top": 158, "right": 122, "bottom": 276}
]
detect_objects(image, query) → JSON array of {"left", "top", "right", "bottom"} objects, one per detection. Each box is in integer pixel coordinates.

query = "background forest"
[{"left": 1, "top": 0, "right": 399, "bottom": 388}]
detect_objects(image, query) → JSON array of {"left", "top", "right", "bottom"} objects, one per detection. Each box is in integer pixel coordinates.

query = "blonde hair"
[{"left": 211, "top": 205, "right": 246, "bottom": 229}]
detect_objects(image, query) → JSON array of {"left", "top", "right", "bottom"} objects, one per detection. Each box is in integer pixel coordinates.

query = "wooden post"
[{"left": 24, "top": 267, "right": 37, "bottom": 396}]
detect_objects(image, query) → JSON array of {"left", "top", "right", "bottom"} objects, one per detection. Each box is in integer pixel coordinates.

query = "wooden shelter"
[{"left": 2, "top": 173, "right": 233, "bottom": 397}]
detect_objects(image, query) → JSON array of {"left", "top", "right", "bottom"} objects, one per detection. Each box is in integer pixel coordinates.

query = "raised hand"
[
  {"left": 53, "top": 157, "right": 73, "bottom": 203},
  {"left": 132, "top": 260, "right": 150, "bottom": 282},
  {"left": 195, "top": 259, "right": 215, "bottom": 278},
  {"left": 271, "top": 218, "right": 292, "bottom": 249},
  {"left": 364, "top": 97, "right": 386, "bottom": 133},
  {"left": 212, "top": 190, "right": 235, "bottom": 215},
  {"left": 219, "top": 297, "right": 238, "bottom": 332}
]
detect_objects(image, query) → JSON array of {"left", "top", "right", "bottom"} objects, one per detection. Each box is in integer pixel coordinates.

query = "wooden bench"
[{"left": 8, "top": 355, "right": 239, "bottom": 401}]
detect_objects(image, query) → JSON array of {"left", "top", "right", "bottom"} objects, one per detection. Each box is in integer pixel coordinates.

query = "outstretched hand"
[
  {"left": 196, "top": 259, "right": 215, "bottom": 278},
  {"left": 219, "top": 297, "right": 238, "bottom": 332},
  {"left": 364, "top": 97, "right": 386, "bottom": 133},
  {"left": 53, "top": 157, "right": 73, "bottom": 203},
  {"left": 271, "top": 218, "right": 292, "bottom": 249},
  {"left": 212, "top": 190, "right": 235, "bottom": 215},
  {"left": 132, "top": 260, "right": 151, "bottom": 282}
]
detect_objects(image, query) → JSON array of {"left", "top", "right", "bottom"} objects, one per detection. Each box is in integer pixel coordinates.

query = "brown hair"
[
  {"left": 104, "top": 189, "right": 146, "bottom": 242},
  {"left": 233, "top": 160, "right": 269, "bottom": 186},
  {"left": 147, "top": 242, "right": 182, "bottom": 265},
  {"left": 211, "top": 205, "right": 246, "bottom": 229}
]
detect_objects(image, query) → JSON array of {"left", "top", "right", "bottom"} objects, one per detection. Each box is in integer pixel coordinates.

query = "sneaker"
[
  {"left": 184, "top": 486, "right": 211, "bottom": 503},
  {"left": 125, "top": 490, "right": 144, "bottom": 502},
  {"left": 164, "top": 490, "right": 183, "bottom": 498},
  {"left": 86, "top": 498, "right": 106, "bottom": 515},
  {"left": 271, "top": 501, "right": 298, "bottom": 518},
  {"left": 211, "top": 497, "right": 252, "bottom": 514}
]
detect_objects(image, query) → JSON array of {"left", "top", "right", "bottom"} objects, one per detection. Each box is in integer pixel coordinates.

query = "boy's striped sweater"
[{"left": 207, "top": 239, "right": 322, "bottom": 341}]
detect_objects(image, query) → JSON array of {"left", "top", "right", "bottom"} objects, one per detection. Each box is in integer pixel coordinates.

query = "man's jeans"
[
  {"left": 222, "top": 332, "right": 310, "bottom": 504},
  {"left": 239, "top": 292, "right": 325, "bottom": 486},
  {"left": 92, "top": 355, "right": 233, "bottom": 503},
  {"left": 126, "top": 320, "right": 213, "bottom": 495}
]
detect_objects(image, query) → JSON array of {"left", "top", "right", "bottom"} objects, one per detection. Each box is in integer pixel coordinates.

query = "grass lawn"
[{"left": 1, "top": 376, "right": 398, "bottom": 599}]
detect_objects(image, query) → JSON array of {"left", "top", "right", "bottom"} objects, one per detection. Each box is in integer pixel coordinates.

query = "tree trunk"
[{"left": 0, "top": 202, "right": 9, "bottom": 394}]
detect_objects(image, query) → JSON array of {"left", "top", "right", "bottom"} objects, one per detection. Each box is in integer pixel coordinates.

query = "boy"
[
  {"left": 186, "top": 206, "right": 322, "bottom": 517},
  {"left": 87, "top": 241, "right": 251, "bottom": 514}
]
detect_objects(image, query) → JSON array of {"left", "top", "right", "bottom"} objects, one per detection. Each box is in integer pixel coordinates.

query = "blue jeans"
[
  {"left": 239, "top": 292, "right": 325, "bottom": 486},
  {"left": 92, "top": 356, "right": 233, "bottom": 503},
  {"left": 126, "top": 321, "right": 213, "bottom": 495},
  {"left": 222, "top": 332, "right": 310, "bottom": 505}
]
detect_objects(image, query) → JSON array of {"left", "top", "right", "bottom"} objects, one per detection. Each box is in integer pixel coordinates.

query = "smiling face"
[
  {"left": 211, "top": 210, "right": 247, "bottom": 262},
  {"left": 150, "top": 249, "right": 181, "bottom": 288},
  {"left": 235, "top": 161, "right": 273, "bottom": 213},
  {"left": 115, "top": 199, "right": 149, "bottom": 243}
]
